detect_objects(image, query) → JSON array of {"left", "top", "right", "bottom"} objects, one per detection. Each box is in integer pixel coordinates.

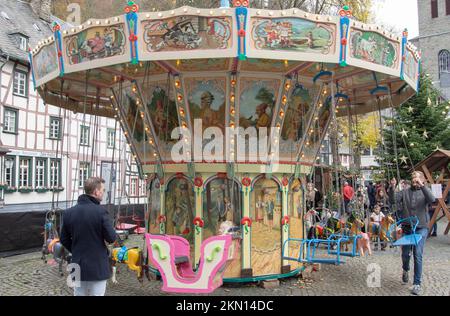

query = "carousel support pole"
[
  {"left": 241, "top": 177, "right": 252, "bottom": 277},
  {"left": 160, "top": 183, "right": 166, "bottom": 234},
  {"left": 281, "top": 177, "right": 290, "bottom": 273},
  {"left": 194, "top": 178, "right": 205, "bottom": 267}
]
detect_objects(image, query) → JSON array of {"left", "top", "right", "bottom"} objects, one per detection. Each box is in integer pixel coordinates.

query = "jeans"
[
  {"left": 401, "top": 228, "right": 429, "bottom": 286},
  {"left": 428, "top": 210, "right": 438, "bottom": 235},
  {"left": 74, "top": 280, "right": 108, "bottom": 296},
  {"left": 344, "top": 200, "right": 351, "bottom": 214}
]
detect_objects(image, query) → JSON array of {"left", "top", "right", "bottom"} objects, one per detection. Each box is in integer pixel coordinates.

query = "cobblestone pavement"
[{"left": 1, "top": 221, "right": 449, "bottom": 296}]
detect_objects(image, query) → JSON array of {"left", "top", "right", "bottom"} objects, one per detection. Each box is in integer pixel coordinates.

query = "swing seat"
[
  {"left": 146, "top": 234, "right": 235, "bottom": 294},
  {"left": 393, "top": 234, "right": 422, "bottom": 247},
  {"left": 388, "top": 216, "right": 422, "bottom": 247}
]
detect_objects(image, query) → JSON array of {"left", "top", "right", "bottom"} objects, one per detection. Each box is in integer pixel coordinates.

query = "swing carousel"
[{"left": 30, "top": 1, "right": 421, "bottom": 291}]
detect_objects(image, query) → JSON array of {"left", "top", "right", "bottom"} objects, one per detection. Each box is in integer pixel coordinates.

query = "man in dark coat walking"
[{"left": 61, "top": 177, "right": 117, "bottom": 296}]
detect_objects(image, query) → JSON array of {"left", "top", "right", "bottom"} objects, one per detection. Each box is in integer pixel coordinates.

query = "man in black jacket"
[
  {"left": 389, "top": 172, "right": 436, "bottom": 296},
  {"left": 61, "top": 177, "right": 117, "bottom": 296}
]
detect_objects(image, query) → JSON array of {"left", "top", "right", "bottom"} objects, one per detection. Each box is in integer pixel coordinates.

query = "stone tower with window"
[{"left": 412, "top": 0, "right": 450, "bottom": 100}]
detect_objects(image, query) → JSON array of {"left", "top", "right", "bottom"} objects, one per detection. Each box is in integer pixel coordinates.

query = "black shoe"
[
  {"left": 431, "top": 233, "right": 437, "bottom": 237},
  {"left": 402, "top": 271, "right": 409, "bottom": 284}
]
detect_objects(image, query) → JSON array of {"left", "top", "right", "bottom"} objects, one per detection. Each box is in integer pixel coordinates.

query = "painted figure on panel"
[
  {"left": 256, "top": 196, "right": 264, "bottom": 223},
  {"left": 147, "top": 87, "right": 178, "bottom": 142},
  {"left": 149, "top": 179, "right": 160, "bottom": 233},
  {"left": 166, "top": 179, "right": 195, "bottom": 244},
  {"left": 350, "top": 31, "right": 398, "bottom": 68},
  {"left": 252, "top": 18, "right": 334, "bottom": 54},
  {"left": 203, "top": 179, "right": 241, "bottom": 241},
  {"left": 188, "top": 80, "right": 226, "bottom": 131},
  {"left": 280, "top": 86, "right": 314, "bottom": 157},
  {"left": 66, "top": 26, "right": 126, "bottom": 65},
  {"left": 404, "top": 50, "right": 418, "bottom": 80},
  {"left": 239, "top": 86, "right": 276, "bottom": 130},
  {"left": 251, "top": 179, "right": 282, "bottom": 275},
  {"left": 126, "top": 95, "right": 145, "bottom": 142},
  {"left": 143, "top": 16, "right": 231, "bottom": 52},
  {"left": 34, "top": 44, "right": 58, "bottom": 80}
]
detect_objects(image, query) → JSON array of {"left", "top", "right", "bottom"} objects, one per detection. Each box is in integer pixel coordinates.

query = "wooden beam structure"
[{"left": 414, "top": 150, "right": 450, "bottom": 236}]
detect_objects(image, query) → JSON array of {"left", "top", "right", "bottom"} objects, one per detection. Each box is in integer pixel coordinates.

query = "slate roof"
[{"left": 0, "top": 0, "right": 52, "bottom": 63}]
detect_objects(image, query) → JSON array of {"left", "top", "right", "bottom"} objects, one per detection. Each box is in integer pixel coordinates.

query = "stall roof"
[{"left": 412, "top": 149, "right": 450, "bottom": 173}]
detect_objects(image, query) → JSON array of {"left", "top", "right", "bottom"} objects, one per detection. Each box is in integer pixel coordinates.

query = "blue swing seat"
[
  {"left": 282, "top": 237, "right": 348, "bottom": 266},
  {"left": 389, "top": 216, "right": 422, "bottom": 247},
  {"left": 393, "top": 234, "right": 422, "bottom": 247}
]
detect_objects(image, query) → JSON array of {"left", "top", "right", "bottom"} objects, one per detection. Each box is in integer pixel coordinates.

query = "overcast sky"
[{"left": 372, "top": 0, "right": 419, "bottom": 39}]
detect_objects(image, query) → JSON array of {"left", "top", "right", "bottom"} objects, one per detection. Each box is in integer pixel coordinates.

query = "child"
[{"left": 370, "top": 205, "right": 385, "bottom": 235}]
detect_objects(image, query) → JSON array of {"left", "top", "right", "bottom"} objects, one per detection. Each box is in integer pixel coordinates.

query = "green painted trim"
[
  {"left": 147, "top": 266, "right": 305, "bottom": 284},
  {"left": 223, "top": 267, "right": 305, "bottom": 283}
]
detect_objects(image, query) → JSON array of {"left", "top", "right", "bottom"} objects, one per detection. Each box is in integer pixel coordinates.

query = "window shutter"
[
  {"left": 431, "top": 0, "right": 439, "bottom": 18},
  {"left": 447, "top": 0, "right": 450, "bottom": 15}
]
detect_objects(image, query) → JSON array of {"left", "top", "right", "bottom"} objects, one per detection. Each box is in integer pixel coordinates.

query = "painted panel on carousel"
[
  {"left": 167, "top": 58, "right": 231, "bottom": 72},
  {"left": 247, "top": 12, "right": 339, "bottom": 63},
  {"left": 347, "top": 27, "right": 401, "bottom": 76},
  {"left": 118, "top": 86, "right": 158, "bottom": 163},
  {"left": 238, "top": 78, "right": 279, "bottom": 162},
  {"left": 63, "top": 68, "right": 116, "bottom": 86},
  {"left": 339, "top": 71, "right": 390, "bottom": 90},
  {"left": 288, "top": 179, "right": 304, "bottom": 269},
  {"left": 141, "top": 81, "right": 178, "bottom": 161},
  {"left": 165, "top": 178, "right": 196, "bottom": 257},
  {"left": 203, "top": 178, "right": 242, "bottom": 278},
  {"left": 63, "top": 21, "right": 129, "bottom": 73},
  {"left": 239, "top": 58, "right": 301, "bottom": 73},
  {"left": 403, "top": 48, "right": 419, "bottom": 89},
  {"left": 301, "top": 91, "right": 332, "bottom": 163},
  {"left": 279, "top": 85, "right": 319, "bottom": 161},
  {"left": 251, "top": 178, "right": 282, "bottom": 276},
  {"left": 32, "top": 42, "right": 59, "bottom": 86},
  {"left": 140, "top": 15, "right": 234, "bottom": 60},
  {"left": 185, "top": 77, "right": 227, "bottom": 133},
  {"left": 148, "top": 178, "right": 161, "bottom": 234}
]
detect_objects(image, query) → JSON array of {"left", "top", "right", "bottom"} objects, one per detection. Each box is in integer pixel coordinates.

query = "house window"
[
  {"left": 50, "top": 159, "right": 61, "bottom": 188},
  {"left": 19, "top": 36, "right": 28, "bottom": 51},
  {"left": 50, "top": 117, "right": 62, "bottom": 139},
  {"left": 107, "top": 129, "right": 116, "bottom": 148},
  {"left": 439, "top": 50, "right": 450, "bottom": 78},
  {"left": 19, "top": 158, "right": 32, "bottom": 188},
  {"left": 130, "top": 178, "right": 138, "bottom": 196},
  {"left": 80, "top": 125, "right": 90, "bottom": 146},
  {"left": 5, "top": 157, "right": 16, "bottom": 187},
  {"left": 431, "top": 0, "right": 439, "bottom": 18},
  {"left": 3, "top": 107, "right": 18, "bottom": 134},
  {"left": 140, "top": 179, "right": 147, "bottom": 196},
  {"left": 13, "top": 70, "right": 28, "bottom": 97},
  {"left": 79, "top": 162, "right": 90, "bottom": 188},
  {"left": 35, "top": 159, "right": 47, "bottom": 188}
]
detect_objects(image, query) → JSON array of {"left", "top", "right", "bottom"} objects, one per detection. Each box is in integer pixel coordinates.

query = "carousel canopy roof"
[
  {"left": 29, "top": 3, "right": 422, "bottom": 167},
  {"left": 30, "top": 4, "right": 420, "bottom": 118}
]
